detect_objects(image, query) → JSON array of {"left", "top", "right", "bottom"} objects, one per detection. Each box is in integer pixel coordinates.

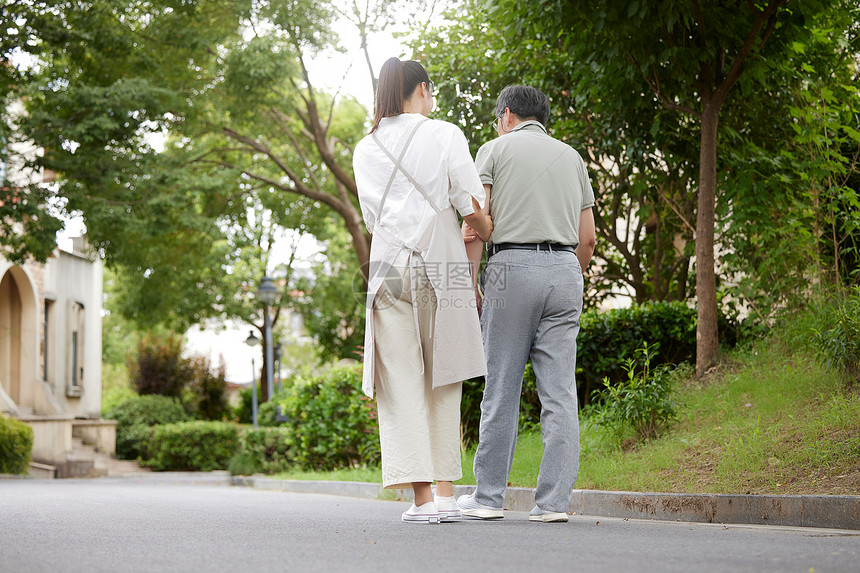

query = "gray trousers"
[{"left": 473, "top": 248, "right": 584, "bottom": 512}]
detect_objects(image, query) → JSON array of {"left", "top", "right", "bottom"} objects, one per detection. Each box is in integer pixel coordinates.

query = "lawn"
[{"left": 273, "top": 338, "right": 860, "bottom": 495}]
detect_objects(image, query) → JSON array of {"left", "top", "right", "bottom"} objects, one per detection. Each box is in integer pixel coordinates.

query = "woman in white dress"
[{"left": 353, "top": 58, "right": 493, "bottom": 523}]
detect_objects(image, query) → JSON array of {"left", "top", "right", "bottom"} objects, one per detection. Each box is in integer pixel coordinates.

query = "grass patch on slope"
[{"left": 569, "top": 340, "right": 860, "bottom": 495}]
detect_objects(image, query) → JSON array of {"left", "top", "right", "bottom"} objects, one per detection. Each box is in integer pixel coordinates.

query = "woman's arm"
[
  {"left": 462, "top": 195, "right": 492, "bottom": 242},
  {"left": 462, "top": 184, "right": 492, "bottom": 310}
]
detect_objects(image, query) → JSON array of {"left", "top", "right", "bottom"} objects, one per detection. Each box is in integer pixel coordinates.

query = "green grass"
[
  {"left": 271, "top": 466, "right": 383, "bottom": 483},
  {"left": 574, "top": 340, "right": 860, "bottom": 494},
  {"left": 265, "top": 335, "right": 860, "bottom": 495}
]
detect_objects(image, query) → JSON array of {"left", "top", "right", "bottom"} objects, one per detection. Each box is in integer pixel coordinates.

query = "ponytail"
[{"left": 370, "top": 58, "right": 431, "bottom": 133}]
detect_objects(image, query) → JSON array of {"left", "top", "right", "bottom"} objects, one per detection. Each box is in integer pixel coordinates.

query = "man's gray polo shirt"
[{"left": 475, "top": 120, "right": 595, "bottom": 249}]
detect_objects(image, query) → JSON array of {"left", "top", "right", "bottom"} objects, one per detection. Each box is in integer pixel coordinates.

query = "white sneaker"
[
  {"left": 456, "top": 494, "right": 504, "bottom": 519},
  {"left": 401, "top": 501, "right": 440, "bottom": 524},
  {"left": 528, "top": 505, "right": 569, "bottom": 523},
  {"left": 433, "top": 495, "right": 461, "bottom": 521}
]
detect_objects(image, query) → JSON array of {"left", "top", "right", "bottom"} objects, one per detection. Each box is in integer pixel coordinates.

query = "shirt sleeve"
[
  {"left": 446, "top": 126, "right": 485, "bottom": 217},
  {"left": 578, "top": 154, "right": 596, "bottom": 210},
  {"left": 475, "top": 141, "right": 495, "bottom": 186},
  {"left": 352, "top": 140, "right": 377, "bottom": 231}
]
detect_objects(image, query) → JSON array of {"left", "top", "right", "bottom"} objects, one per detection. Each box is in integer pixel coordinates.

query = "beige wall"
[
  {"left": 0, "top": 245, "right": 103, "bottom": 419},
  {"left": 42, "top": 249, "right": 104, "bottom": 417}
]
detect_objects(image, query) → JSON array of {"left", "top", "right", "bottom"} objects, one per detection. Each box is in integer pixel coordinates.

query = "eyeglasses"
[{"left": 493, "top": 108, "right": 509, "bottom": 131}]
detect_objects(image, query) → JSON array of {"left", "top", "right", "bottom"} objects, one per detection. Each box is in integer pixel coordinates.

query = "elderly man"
[{"left": 458, "top": 85, "right": 596, "bottom": 523}]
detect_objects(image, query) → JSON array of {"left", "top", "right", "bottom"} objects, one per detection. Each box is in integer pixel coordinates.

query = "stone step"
[
  {"left": 28, "top": 462, "right": 57, "bottom": 479},
  {"left": 67, "top": 437, "right": 149, "bottom": 477}
]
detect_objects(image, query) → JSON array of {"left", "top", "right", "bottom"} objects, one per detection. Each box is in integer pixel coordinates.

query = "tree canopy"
[
  {"left": 417, "top": 0, "right": 859, "bottom": 371},
  {"left": 3, "top": 0, "right": 858, "bottom": 375}
]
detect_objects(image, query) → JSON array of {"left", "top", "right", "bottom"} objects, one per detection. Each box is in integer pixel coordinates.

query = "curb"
[
  {"left": 227, "top": 476, "right": 860, "bottom": 531},
  {"left": 107, "top": 471, "right": 233, "bottom": 486}
]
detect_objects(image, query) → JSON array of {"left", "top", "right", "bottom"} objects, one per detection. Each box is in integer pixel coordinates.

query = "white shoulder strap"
[{"left": 372, "top": 118, "right": 442, "bottom": 216}]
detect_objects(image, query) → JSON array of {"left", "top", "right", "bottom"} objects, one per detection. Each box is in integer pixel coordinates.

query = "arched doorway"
[{"left": 0, "top": 266, "right": 38, "bottom": 410}]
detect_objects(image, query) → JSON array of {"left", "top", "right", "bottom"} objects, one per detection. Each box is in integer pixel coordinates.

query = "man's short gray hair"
[{"left": 495, "top": 85, "right": 550, "bottom": 126}]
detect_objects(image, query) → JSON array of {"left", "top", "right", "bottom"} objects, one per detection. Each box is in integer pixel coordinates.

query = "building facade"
[
  {"left": 0, "top": 240, "right": 114, "bottom": 476},
  {"left": 2, "top": 98, "right": 113, "bottom": 475}
]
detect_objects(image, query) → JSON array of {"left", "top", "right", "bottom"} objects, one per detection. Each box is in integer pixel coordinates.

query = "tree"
[
  {"left": 718, "top": 8, "right": 860, "bottom": 313},
  {"left": 5, "top": 0, "right": 454, "bottom": 352},
  {"left": 414, "top": 0, "right": 700, "bottom": 308},
  {"left": 4, "top": 1, "right": 429, "bottom": 368},
  {"left": 1, "top": 2, "right": 66, "bottom": 263},
  {"left": 489, "top": 0, "right": 843, "bottom": 374}
]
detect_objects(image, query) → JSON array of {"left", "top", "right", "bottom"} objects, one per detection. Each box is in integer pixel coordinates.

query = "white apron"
[{"left": 361, "top": 119, "right": 487, "bottom": 398}]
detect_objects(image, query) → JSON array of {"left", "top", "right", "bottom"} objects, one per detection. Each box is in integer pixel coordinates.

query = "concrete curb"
[
  {"left": 93, "top": 472, "right": 858, "bottom": 531},
  {"left": 568, "top": 490, "right": 860, "bottom": 531},
  {"left": 106, "top": 471, "right": 233, "bottom": 486},
  {"left": 226, "top": 475, "right": 860, "bottom": 531}
]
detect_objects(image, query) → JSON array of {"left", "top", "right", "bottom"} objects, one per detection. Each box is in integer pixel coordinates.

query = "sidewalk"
[{"left": 221, "top": 474, "right": 859, "bottom": 531}]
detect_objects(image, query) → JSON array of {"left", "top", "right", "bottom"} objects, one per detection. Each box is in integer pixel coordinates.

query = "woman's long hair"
[{"left": 370, "top": 58, "right": 430, "bottom": 133}]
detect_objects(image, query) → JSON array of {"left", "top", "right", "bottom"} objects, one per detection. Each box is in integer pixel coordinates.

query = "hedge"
[
  {"left": 576, "top": 300, "right": 698, "bottom": 401},
  {"left": 0, "top": 415, "right": 33, "bottom": 475},
  {"left": 104, "top": 394, "right": 190, "bottom": 460},
  {"left": 461, "top": 300, "right": 726, "bottom": 444},
  {"left": 238, "top": 427, "right": 294, "bottom": 474},
  {"left": 272, "top": 364, "right": 380, "bottom": 471},
  {"left": 141, "top": 421, "right": 240, "bottom": 471}
]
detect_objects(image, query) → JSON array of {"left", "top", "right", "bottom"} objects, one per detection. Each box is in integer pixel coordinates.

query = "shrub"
[
  {"left": 274, "top": 365, "right": 379, "bottom": 470},
  {"left": 577, "top": 301, "right": 697, "bottom": 403},
  {"left": 460, "top": 377, "right": 485, "bottom": 449},
  {"left": 0, "top": 416, "right": 33, "bottom": 474},
  {"left": 238, "top": 427, "right": 294, "bottom": 474},
  {"left": 813, "top": 287, "right": 860, "bottom": 383},
  {"left": 588, "top": 344, "right": 682, "bottom": 442},
  {"left": 461, "top": 301, "right": 705, "bottom": 445},
  {"left": 105, "top": 394, "right": 189, "bottom": 460},
  {"left": 461, "top": 364, "right": 541, "bottom": 449},
  {"left": 128, "top": 334, "right": 192, "bottom": 398},
  {"left": 228, "top": 451, "right": 261, "bottom": 476},
  {"left": 233, "top": 383, "right": 263, "bottom": 424},
  {"left": 141, "top": 421, "right": 240, "bottom": 471},
  {"left": 185, "top": 356, "right": 231, "bottom": 421}
]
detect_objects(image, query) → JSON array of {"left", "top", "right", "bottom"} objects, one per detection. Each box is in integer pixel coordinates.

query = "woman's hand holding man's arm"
[{"left": 462, "top": 198, "right": 493, "bottom": 242}]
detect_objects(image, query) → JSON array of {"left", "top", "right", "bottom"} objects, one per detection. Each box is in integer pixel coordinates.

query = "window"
[
  {"left": 70, "top": 302, "right": 84, "bottom": 388},
  {"left": 41, "top": 299, "right": 53, "bottom": 382}
]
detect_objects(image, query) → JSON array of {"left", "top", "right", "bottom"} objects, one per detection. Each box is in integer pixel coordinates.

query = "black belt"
[{"left": 487, "top": 242, "right": 576, "bottom": 257}]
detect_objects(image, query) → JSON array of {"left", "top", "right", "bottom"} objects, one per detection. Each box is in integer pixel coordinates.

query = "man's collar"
[{"left": 510, "top": 120, "right": 547, "bottom": 134}]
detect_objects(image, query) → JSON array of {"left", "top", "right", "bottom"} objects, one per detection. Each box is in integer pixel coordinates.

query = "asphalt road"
[{"left": 1, "top": 479, "right": 857, "bottom": 573}]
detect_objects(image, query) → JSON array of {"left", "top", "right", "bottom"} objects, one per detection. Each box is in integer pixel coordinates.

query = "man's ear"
[{"left": 501, "top": 108, "right": 510, "bottom": 130}]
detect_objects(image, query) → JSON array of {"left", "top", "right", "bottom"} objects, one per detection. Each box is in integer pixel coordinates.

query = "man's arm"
[{"left": 576, "top": 207, "right": 596, "bottom": 269}]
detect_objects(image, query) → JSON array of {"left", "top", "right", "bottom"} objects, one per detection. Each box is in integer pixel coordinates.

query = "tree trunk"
[
  {"left": 259, "top": 361, "right": 269, "bottom": 403},
  {"left": 345, "top": 212, "right": 371, "bottom": 284},
  {"left": 696, "top": 103, "right": 720, "bottom": 376}
]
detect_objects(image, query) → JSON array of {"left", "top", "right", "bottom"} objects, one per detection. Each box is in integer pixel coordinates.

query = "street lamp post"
[
  {"left": 256, "top": 276, "right": 279, "bottom": 403},
  {"left": 244, "top": 330, "right": 260, "bottom": 428}
]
